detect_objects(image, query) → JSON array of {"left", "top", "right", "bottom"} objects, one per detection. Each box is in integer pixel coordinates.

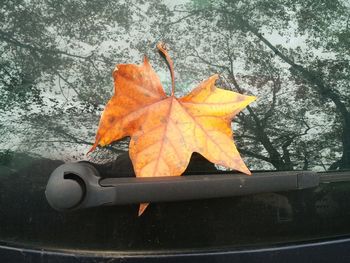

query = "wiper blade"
[
  {"left": 45, "top": 162, "right": 332, "bottom": 211},
  {"left": 318, "top": 170, "right": 350, "bottom": 183}
]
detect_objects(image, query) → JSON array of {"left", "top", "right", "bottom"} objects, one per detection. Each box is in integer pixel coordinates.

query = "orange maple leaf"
[{"left": 89, "top": 43, "right": 256, "bottom": 215}]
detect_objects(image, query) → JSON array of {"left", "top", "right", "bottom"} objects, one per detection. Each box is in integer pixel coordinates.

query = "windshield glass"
[{"left": 1, "top": 0, "right": 350, "bottom": 252}]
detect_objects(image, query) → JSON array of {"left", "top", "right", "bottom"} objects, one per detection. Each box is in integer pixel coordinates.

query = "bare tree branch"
[
  {"left": 0, "top": 29, "right": 91, "bottom": 60},
  {"left": 261, "top": 75, "right": 280, "bottom": 127}
]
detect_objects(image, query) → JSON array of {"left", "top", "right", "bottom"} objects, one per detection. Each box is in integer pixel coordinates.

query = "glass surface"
[{"left": 0, "top": 0, "right": 350, "bottom": 252}]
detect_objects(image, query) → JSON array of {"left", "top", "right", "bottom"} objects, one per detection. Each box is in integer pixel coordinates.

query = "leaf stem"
[{"left": 157, "top": 42, "right": 175, "bottom": 96}]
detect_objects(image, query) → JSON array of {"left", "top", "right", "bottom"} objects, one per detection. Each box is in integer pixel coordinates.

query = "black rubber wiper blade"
[
  {"left": 318, "top": 170, "right": 350, "bottom": 183},
  {"left": 45, "top": 162, "right": 323, "bottom": 211}
]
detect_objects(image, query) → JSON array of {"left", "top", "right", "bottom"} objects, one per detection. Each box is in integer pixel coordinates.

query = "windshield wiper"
[
  {"left": 318, "top": 171, "right": 350, "bottom": 183},
  {"left": 45, "top": 162, "right": 349, "bottom": 211},
  {"left": 45, "top": 163, "right": 320, "bottom": 211}
]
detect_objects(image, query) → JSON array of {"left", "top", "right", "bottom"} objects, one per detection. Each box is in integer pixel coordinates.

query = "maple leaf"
[{"left": 89, "top": 42, "right": 256, "bottom": 215}]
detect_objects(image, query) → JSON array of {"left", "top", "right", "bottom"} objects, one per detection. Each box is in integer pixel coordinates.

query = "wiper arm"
[{"left": 45, "top": 162, "right": 326, "bottom": 211}]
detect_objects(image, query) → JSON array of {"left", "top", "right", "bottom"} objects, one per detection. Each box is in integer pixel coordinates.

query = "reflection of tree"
[
  {"left": 0, "top": 0, "right": 136, "bottom": 159},
  {"left": 228, "top": 0, "right": 349, "bottom": 170},
  {"left": 0, "top": 0, "right": 349, "bottom": 170},
  {"left": 0, "top": 0, "right": 139, "bottom": 105},
  {"left": 231, "top": 11, "right": 350, "bottom": 170}
]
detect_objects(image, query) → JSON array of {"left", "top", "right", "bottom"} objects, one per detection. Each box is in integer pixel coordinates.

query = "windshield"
[{"left": 1, "top": 0, "right": 350, "bottom": 253}]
